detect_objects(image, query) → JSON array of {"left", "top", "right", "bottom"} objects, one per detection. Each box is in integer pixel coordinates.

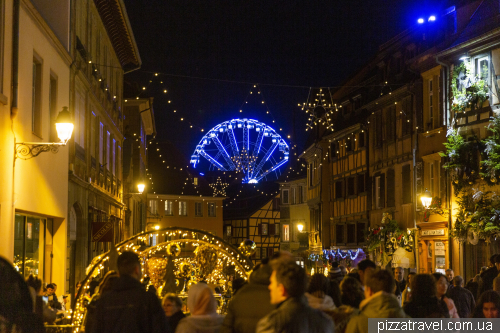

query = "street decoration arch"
[
  {"left": 190, "top": 118, "right": 289, "bottom": 183},
  {"left": 71, "top": 227, "right": 254, "bottom": 330}
]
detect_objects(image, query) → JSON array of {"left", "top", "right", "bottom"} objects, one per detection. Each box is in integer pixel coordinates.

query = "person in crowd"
[
  {"left": 25, "top": 274, "right": 57, "bottom": 324},
  {"left": 445, "top": 269, "right": 455, "bottom": 294},
  {"left": 339, "top": 265, "right": 347, "bottom": 277},
  {"left": 493, "top": 276, "right": 500, "bottom": 294},
  {"left": 45, "top": 283, "right": 62, "bottom": 310},
  {"left": 401, "top": 272, "right": 415, "bottom": 305},
  {"left": 85, "top": 270, "right": 119, "bottom": 332},
  {"left": 328, "top": 279, "right": 342, "bottom": 308},
  {"left": 481, "top": 266, "right": 488, "bottom": 274},
  {"left": 472, "top": 290, "right": 500, "bottom": 318},
  {"left": 327, "top": 277, "right": 364, "bottom": 333},
  {"left": 393, "top": 267, "right": 406, "bottom": 300},
  {"left": 256, "top": 259, "right": 333, "bottom": 333},
  {"left": 345, "top": 269, "right": 406, "bottom": 333},
  {"left": 162, "top": 294, "right": 185, "bottom": 332},
  {"left": 330, "top": 262, "right": 344, "bottom": 284},
  {"left": 432, "top": 273, "right": 459, "bottom": 318},
  {"left": 305, "top": 273, "right": 335, "bottom": 311},
  {"left": 465, "top": 274, "right": 480, "bottom": 300},
  {"left": 176, "top": 282, "right": 223, "bottom": 333},
  {"left": 91, "top": 251, "right": 169, "bottom": 333},
  {"left": 447, "top": 276, "right": 475, "bottom": 319},
  {"left": 231, "top": 277, "right": 247, "bottom": 296},
  {"left": 221, "top": 262, "right": 275, "bottom": 333},
  {"left": 346, "top": 272, "right": 361, "bottom": 284},
  {"left": 478, "top": 254, "right": 500, "bottom": 295},
  {"left": 356, "top": 259, "right": 376, "bottom": 287},
  {"left": 403, "top": 274, "right": 449, "bottom": 318}
]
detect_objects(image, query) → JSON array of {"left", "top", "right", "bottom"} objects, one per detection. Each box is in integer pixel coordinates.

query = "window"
[
  {"left": 193, "top": 177, "right": 198, "bottom": 185},
  {"left": 260, "top": 223, "right": 268, "bottom": 235},
  {"left": 429, "top": 79, "right": 433, "bottom": 130},
  {"left": 150, "top": 234, "right": 157, "bottom": 246},
  {"left": 99, "top": 122, "right": 104, "bottom": 164},
  {"left": 291, "top": 187, "right": 296, "bottom": 204},
  {"left": 475, "top": 56, "right": 489, "bottom": 81},
  {"left": 112, "top": 139, "right": 116, "bottom": 175},
  {"left": 74, "top": 90, "right": 85, "bottom": 146},
  {"left": 14, "top": 214, "right": 46, "bottom": 277},
  {"left": 32, "top": 59, "right": 42, "bottom": 136},
  {"left": 402, "top": 164, "right": 412, "bottom": 204},
  {"left": 208, "top": 202, "right": 216, "bottom": 217},
  {"left": 106, "top": 131, "right": 110, "bottom": 169},
  {"left": 260, "top": 247, "right": 267, "bottom": 259},
  {"left": 347, "top": 224, "right": 356, "bottom": 244},
  {"left": 49, "top": 76, "right": 58, "bottom": 142},
  {"left": 179, "top": 202, "right": 187, "bottom": 216},
  {"left": 375, "top": 174, "right": 385, "bottom": 209},
  {"left": 336, "top": 224, "right": 345, "bottom": 244},
  {"left": 282, "top": 189, "right": 289, "bottom": 204},
  {"left": 195, "top": 202, "right": 203, "bottom": 217},
  {"left": 149, "top": 200, "right": 158, "bottom": 215},
  {"left": 283, "top": 224, "right": 289, "bottom": 241},
  {"left": 335, "top": 180, "right": 343, "bottom": 199},
  {"left": 225, "top": 225, "right": 232, "bottom": 237},
  {"left": 91, "top": 113, "right": 96, "bottom": 158},
  {"left": 347, "top": 177, "right": 356, "bottom": 196},
  {"left": 298, "top": 186, "right": 303, "bottom": 203},
  {"left": 358, "top": 132, "right": 365, "bottom": 148},
  {"left": 165, "top": 200, "right": 173, "bottom": 216},
  {"left": 357, "top": 174, "right": 366, "bottom": 193}
]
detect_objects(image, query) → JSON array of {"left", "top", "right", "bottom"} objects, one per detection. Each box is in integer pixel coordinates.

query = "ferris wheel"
[{"left": 190, "top": 118, "right": 289, "bottom": 183}]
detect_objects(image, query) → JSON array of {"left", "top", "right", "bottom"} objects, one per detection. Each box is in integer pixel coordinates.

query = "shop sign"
[
  {"left": 92, "top": 222, "right": 114, "bottom": 242},
  {"left": 421, "top": 229, "right": 445, "bottom": 236},
  {"left": 435, "top": 242, "right": 446, "bottom": 256}
]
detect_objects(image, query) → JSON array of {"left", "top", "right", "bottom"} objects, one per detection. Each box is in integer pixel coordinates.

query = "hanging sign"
[
  {"left": 435, "top": 242, "right": 446, "bottom": 256},
  {"left": 421, "top": 229, "right": 445, "bottom": 236},
  {"left": 92, "top": 222, "right": 114, "bottom": 242}
]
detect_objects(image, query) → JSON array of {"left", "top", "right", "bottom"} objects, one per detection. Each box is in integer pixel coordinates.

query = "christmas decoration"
[
  {"left": 238, "top": 239, "right": 257, "bottom": 257},
  {"left": 194, "top": 245, "right": 218, "bottom": 278},
  {"left": 166, "top": 243, "right": 181, "bottom": 257},
  {"left": 300, "top": 87, "right": 337, "bottom": 132},
  {"left": 210, "top": 177, "right": 229, "bottom": 197}
]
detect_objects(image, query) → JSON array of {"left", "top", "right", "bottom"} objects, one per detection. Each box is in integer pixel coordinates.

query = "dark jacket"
[
  {"left": 395, "top": 279, "right": 406, "bottom": 297},
  {"left": 403, "top": 296, "right": 449, "bottom": 318},
  {"left": 330, "top": 268, "right": 344, "bottom": 285},
  {"left": 478, "top": 266, "right": 498, "bottom": 296},
  {"left": 166, "top": 310, "right": 185, "bottom": 332},
  {"left": 221, "top": 265, "right": 275, "bottom": 333},
  {"left": 256, "top": 296, "right": 334, "bottom": 333},
  {"left": 447, "top": 286, "right": 475, "bottom": 319},
  {"left": 91, "top": 275, "right": 170, "bottom": 333},
  {"left": 465, "top": 280, "right": 479, "bottom": 301}
]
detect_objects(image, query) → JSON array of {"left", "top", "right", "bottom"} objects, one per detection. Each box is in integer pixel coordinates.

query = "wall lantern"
[
  {"left": 420, "top": 188, "right": 432, "bottom": 209},
  {"left": 137, "top": 183, "right": 145, "bottom": 194},
  {"left": 297, "top": 224, "right": 304, "bottom": 232},
  {"left": 15, "top": 107, "right": 73, "bottom": 160}
]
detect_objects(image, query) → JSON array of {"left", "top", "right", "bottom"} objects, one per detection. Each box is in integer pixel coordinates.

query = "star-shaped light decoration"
[
  {"left": 210, "top": 177, "right": 228, "bottom": 197},
  {"left": 231, "top": 147, "right": 257, "bottom": 175},
  {"left": 301, "top": 87, "right": 337, "bottom": 132}
]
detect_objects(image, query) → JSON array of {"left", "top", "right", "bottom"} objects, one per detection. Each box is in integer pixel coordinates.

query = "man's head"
[
  {"left": 268, "top": 259, "right": 307, "bottom": 304},
  {"left": 407, "top": 272, "right": 416, "bottom": 286},
  {"left": 357, "top": 259, "right": 376, "bottom": 285},
  {"left": 490, "top": 254, "right": 498, "bottom": 266},
  {"left": 446, "top": 269, "right": 455, "bottom": 282},
  {"left": 494, "top": 255, "right": 500, "bottom": 270},
  {"left": 453, "top": 275, "right": 464, "bottom": 287},
  {"left": 394, "top": 267, "right": 404, "bottom": 282},
  {"left": 364, "top": 269, "right": 395, "bottom": 299},
  {"left": 46, "top": 283, "right": 56, "bottom": 295},
  {"left": 117, "top": 251, "right": 142, "bottom": 280}
]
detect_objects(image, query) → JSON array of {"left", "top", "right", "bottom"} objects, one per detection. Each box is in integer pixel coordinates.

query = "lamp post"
[
  {"left": 420, "top": 188, "right": 432, "bottom": 210},
  {"left": 15, "top": 107, "right": 74, "bottom": 160}
]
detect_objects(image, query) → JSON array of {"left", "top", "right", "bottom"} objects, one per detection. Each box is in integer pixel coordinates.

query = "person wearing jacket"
[
  {"left": 403, "top": 274, "right": 449, "bottom": 318},
  {"left": 91, "top": 251, "right": 170, "bottom": 333},
  {"left": 305, "top": 273, "right": 336, "bottom": 311},
  {"left": 345, "top": 269, "right": 406, "bottom": 333},
  {"left": 478, "top": 254, "right": 500, "bottom": 296},
  {"left": 256, "top": 259, "right": 333, "bottom": 333},
  {"left": 175, "top": 282, "right": 224, "bottom": 333},
  {"left": 221, "top": 263, "right": 275, "bottom": 333}
]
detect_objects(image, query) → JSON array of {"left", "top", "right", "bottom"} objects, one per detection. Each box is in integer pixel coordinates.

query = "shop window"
[
  {"left": 195, "top": 202, "right": 203, "bottom": 217},
  {"left": 179, "top": 201, "right": 187, "bottom": 216},
  {"left": 283, "top": 224, "right": 290, "bottom": 241},
  {"left": 165, "top": 200, "right": 173, "bottom": 216},
  {"left": 14, "top": 214, "right": 46, "bottom": 277},
  {"left": 208, "top": 202, "right": 216, "bottom": 217},
  {"left": 282, "top": 189, "right": 289, "bottom": 204}
]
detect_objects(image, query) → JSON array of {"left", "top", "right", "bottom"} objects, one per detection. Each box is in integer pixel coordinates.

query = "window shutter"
[
  {"left": 258, "top": 224, "right": 262, "bottom": 235},
  {"left": 380, "top": 173, "right": 386, "bottom": 208},
  {"left": 402, "top": 165, "right": 412, "bottom": 204},
  {"left": 269, "top": 224, "right": 276, "bottom": 235},
  {"left": 387, "top": 169, "right": 395, "bottom": 207}
]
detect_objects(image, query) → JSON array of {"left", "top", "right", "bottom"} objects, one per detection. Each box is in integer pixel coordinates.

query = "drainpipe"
[{"left": 436, "top": 56, "right": 454, "bottom": 272}]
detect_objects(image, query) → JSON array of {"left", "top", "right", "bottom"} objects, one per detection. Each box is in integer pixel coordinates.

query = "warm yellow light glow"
[
  {"left": 137, "top": 184, "right": 145, "bottom": 194},
  {"left": 55, "top": 107, "right": 74, "bottom": 144},
  {"left": 421, "top": 189, "right": 432, "bottom": 209},
  {"left": 154, "top": 225, "right": 160, "bottom": 230},
  {"left": 297, "top": 224, "right": 304, "bottom": 232}
]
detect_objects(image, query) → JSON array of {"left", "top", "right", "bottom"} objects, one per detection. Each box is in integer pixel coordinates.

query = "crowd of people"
[{"left": 3, "top": 251, "right": 500, "bottom": 333}]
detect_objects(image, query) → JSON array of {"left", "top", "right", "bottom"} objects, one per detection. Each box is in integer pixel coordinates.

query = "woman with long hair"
[
  {"left": 305, "top": 273, "right": 335, "bottom": 311},
  {"left": 472, "top": 290, "right": 500, "bottom": 318},
  {"left": 403, "top": 274, "right": 449, "bottom": 318},
  {"left": 432, "top": 273, "right": 459, "bottom": 318}
]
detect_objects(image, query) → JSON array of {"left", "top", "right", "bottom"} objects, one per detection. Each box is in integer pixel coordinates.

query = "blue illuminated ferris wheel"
[{"left": 190, "top": 118, "right": 289, "bottom": 183}]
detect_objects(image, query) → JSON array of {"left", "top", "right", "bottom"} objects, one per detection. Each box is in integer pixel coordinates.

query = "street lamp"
[
  {"left": 15, "top": 107, "right": 74, "bottom": 160},
  {"left": 297, "top": 224, "right": 304, "bottom": 232},
  {"left": 421, "top": 188, "right": 432, "bottom": 209},
  {"left": 137, "top": 183, "right": 145, "bottom": 194}
]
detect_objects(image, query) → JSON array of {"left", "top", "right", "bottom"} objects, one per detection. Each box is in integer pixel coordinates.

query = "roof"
[
  {"left": 94, "top": 0, "right": 141, "bottom": 72},
  {"left": 223, "top": 181, "right": 280, "bottom": 219},
  {"left": 147, "top": 141, "right": 213, "bottom": 196}
]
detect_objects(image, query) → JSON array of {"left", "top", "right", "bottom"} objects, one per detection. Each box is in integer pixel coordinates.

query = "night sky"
[{"left": 122, "top": 0, "right": 446, "bottom": 169}]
